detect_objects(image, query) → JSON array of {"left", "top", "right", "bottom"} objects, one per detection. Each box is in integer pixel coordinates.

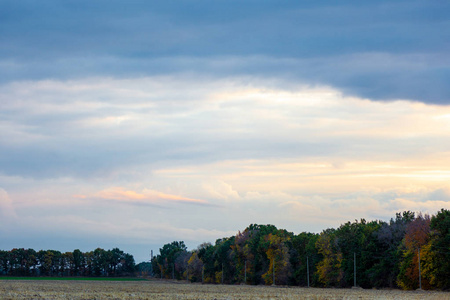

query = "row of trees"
[
  {"left": 0, "top": 248, "right": 135, "bottom": 277},
  {"left": 151, "top": 209, "right": 449, "bottom": 290}
]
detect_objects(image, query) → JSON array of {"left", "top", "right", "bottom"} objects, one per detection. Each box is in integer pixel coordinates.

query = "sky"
[{"left": 1, "top": 0, "right": 449, "bottom": 263}]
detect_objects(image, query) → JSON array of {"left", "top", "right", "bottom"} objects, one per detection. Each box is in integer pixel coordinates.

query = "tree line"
[
  {"left": 0, "top": 248, "right": 135, "bottom": 277},
  {"left": 151, "top": 209, "right": 449, "bottom": 290}
]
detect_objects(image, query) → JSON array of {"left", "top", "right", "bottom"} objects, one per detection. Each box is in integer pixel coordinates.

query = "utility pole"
[
  {"left": 202, "top": 266, "right": 204, "bottom": 284},
  {"left": 272, "top": 259, "right": 275, "bottom": 286},
  {"left": 222, "top": 263, "right": 224, "bottom": 284},
  {"left": 244, "top": 260, "right": 247, "bottom": 284},
  {"left": 150, "top": 250, "right": 153, "bottom": 277},
  {"left": 354, "top": 252, "right": 357, "bottom": 288},
  {"left": 307, "top": 256, "right": 310, "bottom": 288},
  {"left": 172, "top": 263, "right": 174, "bottom": 280},
  {"left": 418, "top": 248, "right": 422, "bottom": 290}
]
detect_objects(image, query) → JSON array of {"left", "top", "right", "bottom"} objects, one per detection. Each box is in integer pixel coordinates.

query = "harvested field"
[{"left": 0, "top": 279, "right": 449, "bottom": 300}]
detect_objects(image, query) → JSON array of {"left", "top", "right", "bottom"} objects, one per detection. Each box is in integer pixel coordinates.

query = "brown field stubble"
[{"left": 0, "top": 279, "right": 449, "bottom": 300}]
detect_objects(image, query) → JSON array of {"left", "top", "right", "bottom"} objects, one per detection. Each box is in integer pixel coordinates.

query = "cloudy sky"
[{"left": 1, "top": 0, "right": 449, "bottom": 262}]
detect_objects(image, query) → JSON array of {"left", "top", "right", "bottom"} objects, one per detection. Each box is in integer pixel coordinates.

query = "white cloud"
[
  {"left": 0, "top": 188, "right": 16, "bottom": 218},
  {"left": 1, "top": 75, "right": 450, "bottom": 258}
]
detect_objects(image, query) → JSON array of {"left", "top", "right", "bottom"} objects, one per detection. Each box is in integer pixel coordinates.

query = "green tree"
[
  {"left": 92, "top": 248, "right": 108, "bottom": 276},
  {"left": 212, "top": 237, "right": 234, "bottom": 284},
  {"left": 0, "top": 250, "right": 9, "bottom": 275},
  {"left": 430, "top": 208, "right": 450, "bottom": 289},
  {"left": 73, "top": 249, "right": 84, "bottom": 276},
  {"left": 369, "top": 211, "right": 415, "bottom": 288},
  {"left": 155, "top": 241, "right": 187, "bottom": 279},
  {"left": 291, "top": 232, "right": 321, "bottom": 287}
]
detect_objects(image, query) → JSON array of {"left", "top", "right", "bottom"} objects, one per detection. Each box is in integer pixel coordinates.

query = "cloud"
[
  {"left": 2, "top": 1, "right": 450, "bottom": 262},
  {"left": 0, "top": 188, "right": 16, "bottom": 219},
  {"left": 0, "top": 1, "right": 449, "bottom": 103},
  {"left": 3, "top": 76, "right": 450, "bottom": 180},
  {"left": 95, "top": 187, "right": 212, "bottom": 207}
]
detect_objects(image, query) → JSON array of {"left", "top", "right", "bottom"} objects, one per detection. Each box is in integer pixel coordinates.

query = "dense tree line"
[
  {"left": 152, "top": 209, "right": 449, "bottom": 290},
  {"left": 0, "top": 248, "right": 135, "bottom": 277}
]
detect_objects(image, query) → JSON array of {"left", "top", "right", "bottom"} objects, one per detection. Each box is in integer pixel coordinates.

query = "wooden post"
[
  {"left": 354, "top": 252, "right": 356, "bottom": 287},
  {"left": 418, "top": 248, "right": 422, "bottom": 290},
  {"left": 272, "top": 259, "right": 275, "bottom": 286},
  {"left": 307, "top": 256, "right": 310, "bottom": 288},
  {"left": 244, "top": 260, "right": 247, "bottom": 284}
]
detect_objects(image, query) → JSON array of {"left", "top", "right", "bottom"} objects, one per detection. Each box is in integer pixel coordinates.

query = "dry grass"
[{"left": 1, "top": 279, "right": 449, "bottom": 299}]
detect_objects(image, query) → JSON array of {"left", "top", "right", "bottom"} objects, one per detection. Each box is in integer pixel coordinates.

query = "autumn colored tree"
[
  {"left": 261, "top": 232, "right": 292, "bottom": 285},
  {"left": 1, "top": 209, "right": 448, "bottom": 287},
  {"left": 397, "top": 213, "right": 432, "bottom": 290},
  {"left": 245, "top": 224, "right": 279, "bottom": 285},
  {"left": 315, "top": 229, "right": 344, "bottom": 287},
  {"left": 186, "top": 252, "right": 204, "bottom": 282},
  {"left": 231, "top": 229, "right": 253, "bottom": 284}
]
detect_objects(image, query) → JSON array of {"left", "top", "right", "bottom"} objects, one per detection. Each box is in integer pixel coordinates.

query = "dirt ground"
[{"left": 0, "top": 279, "right": 449, "bottom": 299}]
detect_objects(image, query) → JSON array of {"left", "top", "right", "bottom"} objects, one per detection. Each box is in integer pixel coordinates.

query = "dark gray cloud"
[{"left": 1, "top": 0, "right": 449, "bottom": 103}]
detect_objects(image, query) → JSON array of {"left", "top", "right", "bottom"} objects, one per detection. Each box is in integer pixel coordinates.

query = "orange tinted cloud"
[{"left": 95, "top": 187, "right": 211, "bottom": 206}]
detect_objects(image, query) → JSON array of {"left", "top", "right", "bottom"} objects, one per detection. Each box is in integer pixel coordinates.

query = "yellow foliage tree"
[
  {"left": 261, "top": 233, "right": 291, "bottom": 285},
  {"left": 315, "top": 231, "right": 344, "bottom": 287}
]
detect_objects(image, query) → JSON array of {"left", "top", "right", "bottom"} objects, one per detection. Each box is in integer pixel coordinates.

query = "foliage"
[
  {"left": 0, "top": 248, "right": 135, "bottom": 278},
  {"left": 152, "top": 241, "right": 187, "bottom": 279},
  {"left": 430, "top": 208, "right": 450, "bottom": 289},
  {"left": 315, "top": 229, "right": 344, "bottom": 287},
  {"left": 152, "top": 209, "right": 448, "bottom": 290},
  {"left": 3, "top": 209, "right": 448, "bottom": 290},
  {"left": 397, "top": 214, "right": 432, "bottom": 290}
]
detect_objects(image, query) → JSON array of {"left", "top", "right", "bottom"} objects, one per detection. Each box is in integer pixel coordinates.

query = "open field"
[
  {"left": 0, "top": 279, "right": 449, "bottom": 300},
  {"left": 0, "top": 277, "right": 147, "bottom": 281}
]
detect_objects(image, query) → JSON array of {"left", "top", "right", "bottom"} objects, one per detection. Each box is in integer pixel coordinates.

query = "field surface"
[{"left": 0, "top": 279, "right": 449, "bottom": 299}]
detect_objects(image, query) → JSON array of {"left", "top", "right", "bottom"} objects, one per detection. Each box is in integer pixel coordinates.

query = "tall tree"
[
  {"left": 186, "top": 252, "right": 203, "bottom": 282},
  {"left": 154, "top": 241, "right": 187, "bottom": 279},
  {"left": 261, "top": 232, "right": 292, "bottom": 285},
  {"left": 315, "top": 229, "right": 344, "bottom": 287},
  {"left": 72, "top": 249, "right": 84, "bottom": 276},
  {"left": 291, "top": 232, "right": 320, "bottom": 287},
  {"left": 369, "top": 211, "right": 415, "bottom": 288},
  {"left": 430, "top": 208, "right": 450, "bottom": 289},
  {"left": 397, "top": 213, "right": 432, "bottom": 290}
]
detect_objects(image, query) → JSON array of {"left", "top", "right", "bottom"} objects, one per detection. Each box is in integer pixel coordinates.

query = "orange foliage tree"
[{"left": 397, "top": 213, "right": 433, "bottom": 290}]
